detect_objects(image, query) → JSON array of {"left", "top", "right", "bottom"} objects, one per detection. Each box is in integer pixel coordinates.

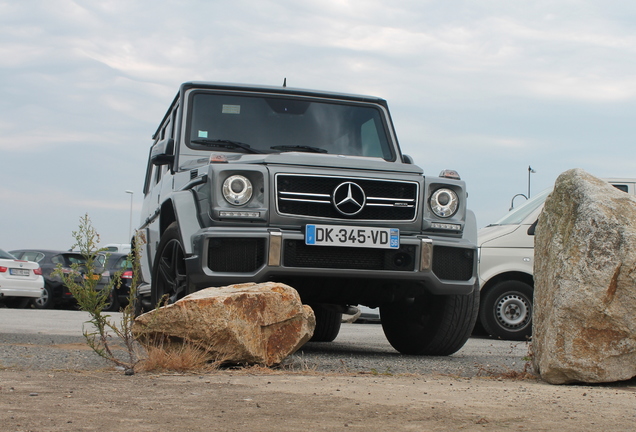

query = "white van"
[{"left": 477, "top": 178, "right": 636, "bottom": 340}]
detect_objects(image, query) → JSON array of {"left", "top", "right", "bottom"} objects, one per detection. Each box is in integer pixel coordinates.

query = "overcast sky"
[{"left": 2, "top": 0, "right": 636, "bottom": 251}]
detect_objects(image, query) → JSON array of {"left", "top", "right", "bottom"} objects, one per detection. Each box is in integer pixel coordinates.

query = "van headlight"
[
  {"left": 430, "top": 188, "right": 459, "bottom": 218},
  {"left": 223, "top": 175, "right": 253, "bottom": 206}
]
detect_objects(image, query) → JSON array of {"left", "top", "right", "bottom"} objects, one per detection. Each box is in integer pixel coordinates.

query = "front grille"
[
  {"left": 432, "top": 246, "right": 474, "bottom": 281},
  {"left": 208, "top": 238, "right": 265, "bottom": 272},
  {"left": 283, "top": 240, "right": 416, "bottom": 271},
  {"left": 276, "top": 174, "right": 418, "bottom": 221}
]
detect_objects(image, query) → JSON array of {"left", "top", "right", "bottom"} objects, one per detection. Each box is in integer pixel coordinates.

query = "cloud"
[{"left": 2, "top": 0, "right": 636, "bottom": 247}]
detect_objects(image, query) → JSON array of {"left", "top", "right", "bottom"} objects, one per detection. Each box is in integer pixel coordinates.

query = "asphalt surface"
[{"left": 0, "top": 308, "right": 531, "bottom": 376}]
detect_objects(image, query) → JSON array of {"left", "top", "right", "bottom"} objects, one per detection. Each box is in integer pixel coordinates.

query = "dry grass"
[{"left": 136, "top": 341, "right": 221, "bottom": 373}]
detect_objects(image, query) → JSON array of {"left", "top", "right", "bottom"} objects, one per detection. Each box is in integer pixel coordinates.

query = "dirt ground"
[{"left": 2, "top": 367, "right": 636, "bottom": 431}]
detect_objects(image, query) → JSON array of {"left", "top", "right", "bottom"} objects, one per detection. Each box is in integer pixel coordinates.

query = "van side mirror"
[
  {"left": 402, "top": 154, "right": 414, "bottom": 164},
  {"left": 527, "top": 219, "right": 538, "bottom": 236},
  {"left": 151, "top": 138, "right": 175, "bottom": 166}
]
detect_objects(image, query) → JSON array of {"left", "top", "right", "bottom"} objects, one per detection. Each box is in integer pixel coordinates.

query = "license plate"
[
  {"left": 9, "top": 268, "right": 30, "bottom": 276},
  {"left": 305, "top": 225, "right": 399, "bottom": 249}
]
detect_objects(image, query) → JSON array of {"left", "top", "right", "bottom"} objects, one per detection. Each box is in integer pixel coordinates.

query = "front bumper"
[{"left": 186, "top": 227, "right": 477, "bottom": 295}]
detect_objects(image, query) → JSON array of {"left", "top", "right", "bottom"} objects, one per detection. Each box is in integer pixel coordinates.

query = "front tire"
[
  {"left": 380, "top": 287, "right": 479, "bottom": 356},
  {"left": 151, "top": 222, "right": 189, "bottom": 308},
  {"left": 479, "top": 281, "right": 533, "bottom": 341},
  {"left": 310, "top": 304, "right": 342, "bottom": 342}
]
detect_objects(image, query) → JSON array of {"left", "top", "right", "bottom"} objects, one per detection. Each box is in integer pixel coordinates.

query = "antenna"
[{"left": 282, "top": 78, "right": 287, "bottom": 87}]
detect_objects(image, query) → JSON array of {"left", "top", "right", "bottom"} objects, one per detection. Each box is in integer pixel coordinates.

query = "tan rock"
[
  {"left": 133, "top": 282, "right": 315, "bottom": 366},
  {"left": 533, "top": 169, "right": 636, "bottom": 384}
]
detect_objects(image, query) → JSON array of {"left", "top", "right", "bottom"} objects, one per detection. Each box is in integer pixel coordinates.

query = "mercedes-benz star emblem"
[{"left": 333, "top": 182, "right": 366, "bottom": 216}]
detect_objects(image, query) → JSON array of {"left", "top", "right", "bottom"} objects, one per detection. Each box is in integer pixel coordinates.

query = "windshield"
[
  {"left": 492, "top": 188, "right": 551, "bottom": 226},
  {"left": 186, "top": 92, "right": 395, "bottom": 160}
]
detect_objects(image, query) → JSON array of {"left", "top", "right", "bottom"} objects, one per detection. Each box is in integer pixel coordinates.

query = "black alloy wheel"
[{"left": 151, "top": 222, "right": 189, "bottom": 308}]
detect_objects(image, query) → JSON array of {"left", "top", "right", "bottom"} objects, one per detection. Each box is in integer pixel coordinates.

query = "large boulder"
[
  {"left": 133, "top": 282, "right": 315, "bottom": 366},
  {"left": 533, "top": 169, "right": 636, "bottom": 384}
]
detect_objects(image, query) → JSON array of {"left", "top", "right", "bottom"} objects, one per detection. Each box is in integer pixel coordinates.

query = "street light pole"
[
  {"left": 125, "top": 190, "right": 134, "bottom": 243},
  {"left": 527, "top": 166, "right": 536, "bottom": 198}
]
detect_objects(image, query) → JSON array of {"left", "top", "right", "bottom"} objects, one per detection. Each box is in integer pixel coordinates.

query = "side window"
[
  {"left": 144, "top": 104, "right": 178, "bottom": 195},
  {"left": 142, "top": 148, "right": 155, "bottom": 195},
  {"left": 171, "top": 104, "right": 179, "bottom": 139},
  {"left": 160, "top": 118, "right": 172, "bottom": 141}
]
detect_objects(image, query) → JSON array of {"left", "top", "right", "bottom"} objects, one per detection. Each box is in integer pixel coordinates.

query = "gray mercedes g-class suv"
[{"left": 137, "top": 81, "right": 479, "bottom": 355}]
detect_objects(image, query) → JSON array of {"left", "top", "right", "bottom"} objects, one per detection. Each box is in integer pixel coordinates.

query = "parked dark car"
[
  {"left": 96, "top": 252, "right": 133, "bottom": 311},
  {"left": 9, "top": 249, "right": 109, "bottom": 309}
]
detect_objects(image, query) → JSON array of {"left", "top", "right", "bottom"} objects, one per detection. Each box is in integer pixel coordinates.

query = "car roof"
[
  {"left": 181, "top": 81, "right": 387, "bottom": 104},
  {"left": 11, "top": 249, "right": 81, "bottom": 255},
  {"left": 97, "top": 251, "right": 129, "bottom": 259}
]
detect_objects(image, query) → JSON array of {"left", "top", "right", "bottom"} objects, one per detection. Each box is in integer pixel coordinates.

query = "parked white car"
[
  {"left": 477, "top": 178, "right": 636, "bottom": 340},
  {"left": 0, "top": 248, "right": 44, "bottom": 307}
]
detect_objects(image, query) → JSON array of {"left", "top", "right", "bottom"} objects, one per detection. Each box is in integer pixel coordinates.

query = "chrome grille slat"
[{"left": 276, "top": 174, "right": 419, "bottom": 221}]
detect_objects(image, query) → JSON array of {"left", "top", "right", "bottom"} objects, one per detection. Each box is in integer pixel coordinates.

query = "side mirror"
[
  {"left": 151, "top": 138, "right": 175, "bottom": 166},
  {"left": 527, "top": 219, "right": 538, "bottom": 236},
  {"left": 402, "top": 154, "right": 414, "bottom": 164}
]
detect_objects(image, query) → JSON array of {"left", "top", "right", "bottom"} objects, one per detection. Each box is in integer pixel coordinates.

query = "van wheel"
[
  {"left": 479, "top": 281, "right": 533, "bottom": 341},
  {"left": 380, "top": 286, "right": 479, "bottom": 356},
  {"left": 151, "top": 222, "right": 188, "bottom": 308},
  {"left": 310, "top": 304, "right": 342, "bottom": 342}
]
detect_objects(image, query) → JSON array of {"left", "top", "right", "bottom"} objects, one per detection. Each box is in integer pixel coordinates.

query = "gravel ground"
[
  {"left": 2, "top": 309, "right": 636, "bottom": 431},
  {"left": 0, "top": 309, "right": 531, "bottom": 377},
  {"left": 0, "top": 333, "right": 114, "bottom": 371}
]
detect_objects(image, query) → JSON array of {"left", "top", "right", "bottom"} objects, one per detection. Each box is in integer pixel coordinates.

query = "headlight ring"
[
  {"left": 223, "top": 175, "right": 253, "bottom": 206},
  {"left": 430, "top": 188, "right": 459, "bottom": 218}
]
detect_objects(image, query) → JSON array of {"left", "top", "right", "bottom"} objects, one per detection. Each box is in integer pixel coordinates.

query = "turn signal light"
[{"left": 439, "top": 169, "right": 461, "bottom": 180}]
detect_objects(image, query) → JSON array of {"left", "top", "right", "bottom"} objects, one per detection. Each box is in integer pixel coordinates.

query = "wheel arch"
[
  {"left": 481, "top": 271, "right": 534, "bottom": 296},
  {"left": 159, "top": 190, "right": 202, "bottom": 255}
]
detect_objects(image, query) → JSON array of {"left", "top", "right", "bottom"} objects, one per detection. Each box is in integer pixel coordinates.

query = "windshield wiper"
[
  {"left": 271, "top": 145, "right": 328, "bottom": 154},
  {"left": 191, "top": 139, "right": 264, "bottom": 154}
]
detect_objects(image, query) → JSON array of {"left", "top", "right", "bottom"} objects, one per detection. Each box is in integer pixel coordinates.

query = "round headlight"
[
  {"left": 223, "top": 175, "right": 253, "bottom": 206},
  {"left": 430, "top": 188, "right": 459, "bottom": 218}
]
